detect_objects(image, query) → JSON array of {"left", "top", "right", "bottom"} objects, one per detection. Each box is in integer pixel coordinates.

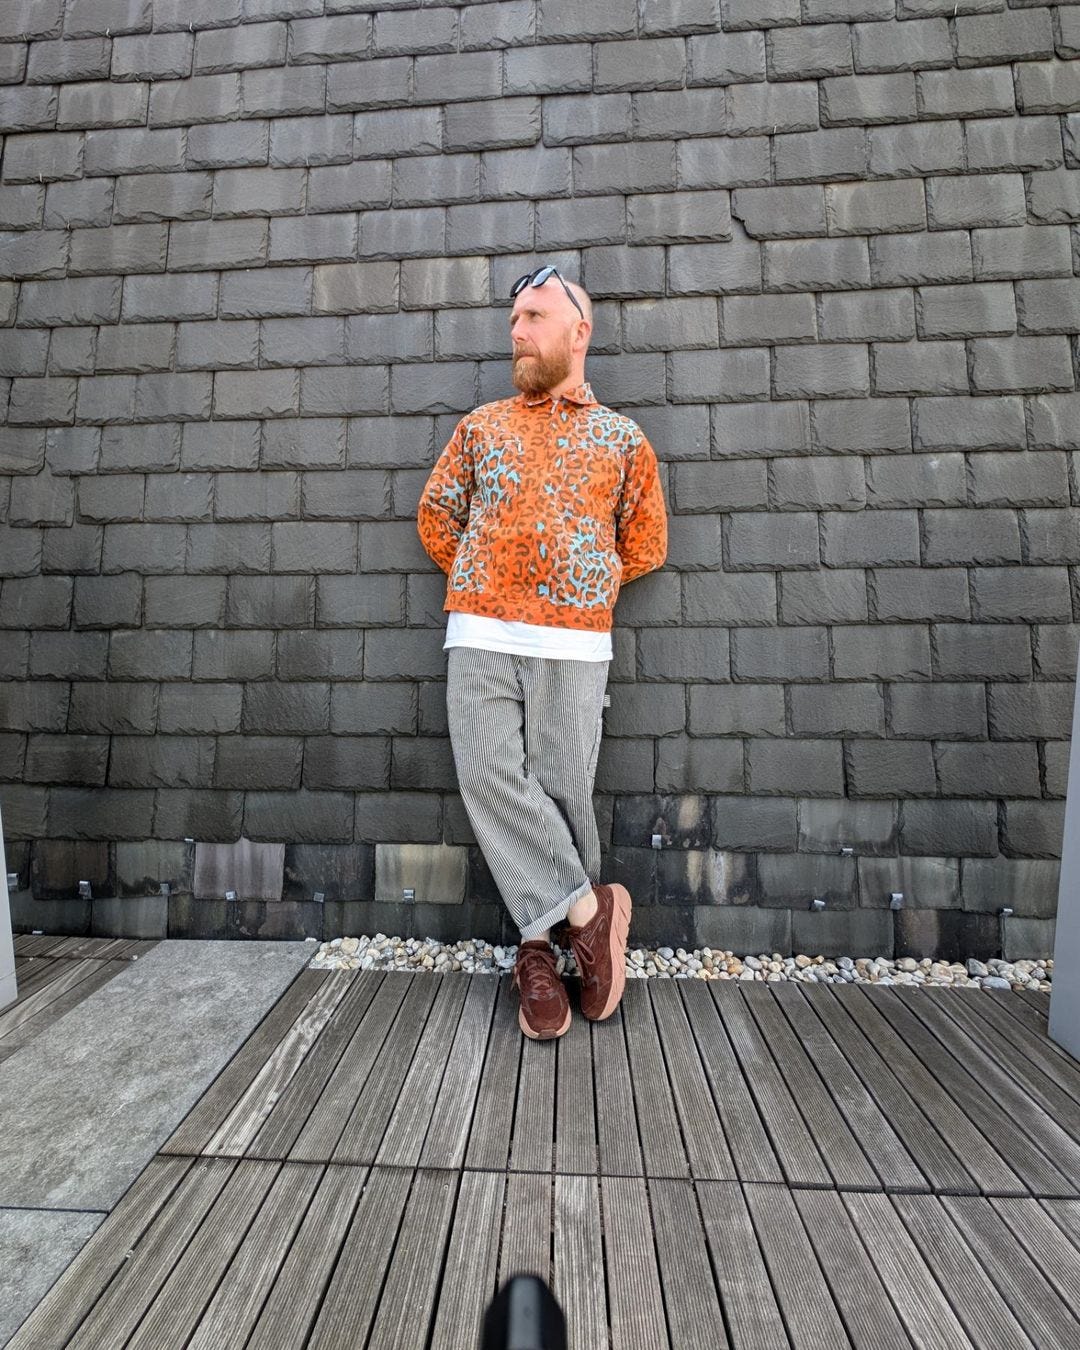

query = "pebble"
[{"left": 307, "top": 937, "right": 1055, "bottom": 994}]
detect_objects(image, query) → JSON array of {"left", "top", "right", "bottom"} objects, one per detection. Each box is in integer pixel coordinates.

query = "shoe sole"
[
  {"left": 519, "top": 1003, "right": 571, "bottom": 1040},
  {"left": 590, "top": 883, "right": 632, "bottom": 1022}
]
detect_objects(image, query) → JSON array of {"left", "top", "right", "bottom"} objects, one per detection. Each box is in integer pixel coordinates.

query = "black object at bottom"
[{"left": 481, "top": 1274, "right": 568, "bottom": 1350}]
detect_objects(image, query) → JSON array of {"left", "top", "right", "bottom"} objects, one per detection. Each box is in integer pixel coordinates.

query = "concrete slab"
[
  {"left": 0, "top": 1209, "right": 104, "bottom": 1348},
  {"left": 0, "top": 939, "right": 312, "bottom": 1211}
]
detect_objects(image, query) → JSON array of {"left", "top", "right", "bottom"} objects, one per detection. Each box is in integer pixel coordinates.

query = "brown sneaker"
[
  {"left": 512, "top": 940, "right": 571, "bottom": 1040},
  {"left": 567, "top": 883, "right": 632, "bottom": 1021}
]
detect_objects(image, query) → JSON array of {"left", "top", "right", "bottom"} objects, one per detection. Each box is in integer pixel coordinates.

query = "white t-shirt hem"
[{"left": 443, "top": 611, "right": 612, "bottom": 662}]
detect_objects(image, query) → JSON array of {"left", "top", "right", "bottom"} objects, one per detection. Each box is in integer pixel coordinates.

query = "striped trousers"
[{"left": 446, "top": 647, "right": 609, "bottom": 941}]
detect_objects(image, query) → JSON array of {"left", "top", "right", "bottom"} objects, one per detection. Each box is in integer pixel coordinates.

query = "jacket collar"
[{"left": 519, "top": 381, "right": 597, "bottom": 409}]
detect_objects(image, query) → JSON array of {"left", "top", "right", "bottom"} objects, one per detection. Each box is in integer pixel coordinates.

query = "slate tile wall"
[{"left": 1, "top": 0, "right": 1078, "bottom": 956}]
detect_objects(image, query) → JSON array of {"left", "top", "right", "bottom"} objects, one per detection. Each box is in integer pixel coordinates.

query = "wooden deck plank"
[
  {"left": 367, "top": 1169, "right": 460, "bottom": 1350},
  {"left": 650, "top": 1179, "right": 729, "bottom": 1349},
  {"left": 184, "top": 1161, "right": 323, "bottom": 1350},
  {"left": 15, "top": 934, "right": 67, "bottom": 956},
  {"left": 891, "top": 1194, "right": 1036, "bottom": 1350},
  {"left": 678, "top": 982, "right": 782, "bottom": 1184},
  {"left": 773, "top": 983, "right": 928, "bottom": 1193},
  {"left": 743, "top": 985, "right": 880, "bottom": 1191},
  {"left": 203, "top": 972, "right": 356, "bottom": 1158},
  {"left": 2, "top": 956, "right": 61, "bottom": 1002},
  {"left": 60, "top": 935, "right": 152, "bottom": 960},
  {"left": 0, "top": 959, "right": 128, "bottom": 1052},
  {"left": 13, "top": 967, "right": 1080, "bottom": 1350},
  {"left": 9, "top": 957, "right": 53, "bottom": 993},
  {"left": 499, "top": 1171, "right": 551, "bottom": 1285},
  {"left": 592, "top": 1005, "right": 645, "bottom": 1178},
  {"left": 985, "top": 988, "right": 1056, "bottom": 1039},
  {"left": 553, "top": 1174, "right": 608, "bottom": 1350},
  {"left": 0, "top": 958, "right": 107, "bottom": 1037},
  {"left": 917, "top": 989, "right": 1080, "bottom": 1143},
  {"left": 990, "top": 1197, "right": 1080, "bottom": 1311},
  {"left": 841, "top": 1190, "right": 974, "bottom": 1349},
  {"left": 510, "top": 1029, "right": 557, "bottom": 1174},
  {"left": 5, "top": 1156, "right": 196, "bottom": 1350},
  {"left": 329, "top": 975, "right": 440, "bottom": 1166},
  {"left": 287, "top": 971, "right": 411, "bottom": 1163},
  {"left": 621, "top": 979, "right": 689, "bottom": 1179},
  {"left": 246, "top": 970, "right": 384, "bottom": 1160},
  {"left": 602, "top": 1176, "right": 670, "bottom": 1350},
  {"left": 105, "top": 938, "right": 156, "bottom": 960},
  {"left": 743, "top": 1182, "right": 851, "bottom": 1349},
  {"left": 50, "top": 936, "right": 140, "bottom": 961},
  {"left": 124, "top": 1159, "right": 281, "bottom": 1350},
  {"left": 710, "top": 982, "right": 833, "bottom": 1189},
  {"left": 1015, "top": 989, "right": 1049, "bottom": 1017},
  {"left": 421, "top": 975, "right": 500, "bottom": 1171},
  {"left": 244, "top": 1163, "right": 367, "bottom": 1350},
  {"left": 66, "top": 1157, "right": 239, "bottom": 1350},
  {"left": 809, "top": 985, "right": 980, "bottom": 1196},
  {"left": 942, "top": 1196, "right": 1080, "bottom": 1348},
  {"left": 50, "top": 936, "right": 101, "bottom": 958},
  {"left": 160, "top": 969, "right": 327, "bottom": 1157},
  {"left": 554, "top": 995, "right": 598, "bottom": 1175},
  {"left": 45, "top": 936, "right": 89, "bottom": 957},
  {"left": 831, "top": 985, "right": 1025, "bottom": 1196},
  {"left": 697, "top": 1181, "right": 789, "bottom": 1350},
  {"left": 373, "top": 976, "right": 471, "bottom": 1168},
  {"left": 463, "top": 976, "right": 522, "bottom": 1171},
  {"left": 649, "top": 981, "right": 736, "bottom": 1181},
  {"left": 866, "top": 987, "right": 1078, "bottom": 1197},
  {"left": 429, "top": 1171, "right": 505, "bottom": 1350},
  {"left": 926, "top": 987, "right": 1080, "bottom": 1109},
  {"left": 304, "top": 1165, "right": 412, "bottom": 1350},
  {"left": 1042, "top": 1197, "right": 1080, "bottom": 1245},
  {"left": 791, "top": 1189, "right": 911, "bottom": 1349}
]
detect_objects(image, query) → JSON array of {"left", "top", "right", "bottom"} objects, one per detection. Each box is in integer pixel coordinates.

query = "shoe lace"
[
  {"left": 570, "top": 930, "right": 596, "bottom": 972},
  {"left": 515, "top": 944, "right": 560, "bottom": 995}
]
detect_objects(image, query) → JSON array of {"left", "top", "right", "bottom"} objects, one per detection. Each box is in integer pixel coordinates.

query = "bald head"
[
  {"left": 564, "top": 278, "right": 593, "bottom": 328},
  {"left": 509, "top": 269, "right": 593, "bottom": 398}
]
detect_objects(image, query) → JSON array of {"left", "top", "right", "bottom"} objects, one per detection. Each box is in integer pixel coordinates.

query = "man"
[{"left": 417, "top": 265, "right": 668, "bottom": 1039}]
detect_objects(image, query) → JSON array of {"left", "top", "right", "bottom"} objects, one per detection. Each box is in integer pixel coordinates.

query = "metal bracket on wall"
[{"left": 997, "top": 907, "right": 1013, "bottom": 964}]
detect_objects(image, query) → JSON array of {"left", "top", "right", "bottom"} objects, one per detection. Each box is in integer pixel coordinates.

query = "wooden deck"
[
  {"left": 1, "top": 934, "right": 158, "bottom": 1064},
  {"left": 8, "top": 966, "right": 1080, "bottom": 1349}
]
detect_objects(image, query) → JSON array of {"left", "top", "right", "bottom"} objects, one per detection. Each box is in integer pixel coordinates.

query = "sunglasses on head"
[{"left": 510, "top": 265, "right": 585, "bottom": 321}]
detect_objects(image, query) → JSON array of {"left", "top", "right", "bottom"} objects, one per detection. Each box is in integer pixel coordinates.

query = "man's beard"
[{"left": 512, "top": 337, "right": 572, "bottom": 395}]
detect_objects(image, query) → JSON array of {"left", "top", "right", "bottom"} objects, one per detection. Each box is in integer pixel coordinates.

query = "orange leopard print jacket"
[{"left": 417, "top": 383, "right": 668, "bottom": 632}]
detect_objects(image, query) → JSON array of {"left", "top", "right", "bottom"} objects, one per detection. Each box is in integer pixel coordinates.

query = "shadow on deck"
[{"left": 7, "top": 943, "right": 1080, "bottom": 1349}]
